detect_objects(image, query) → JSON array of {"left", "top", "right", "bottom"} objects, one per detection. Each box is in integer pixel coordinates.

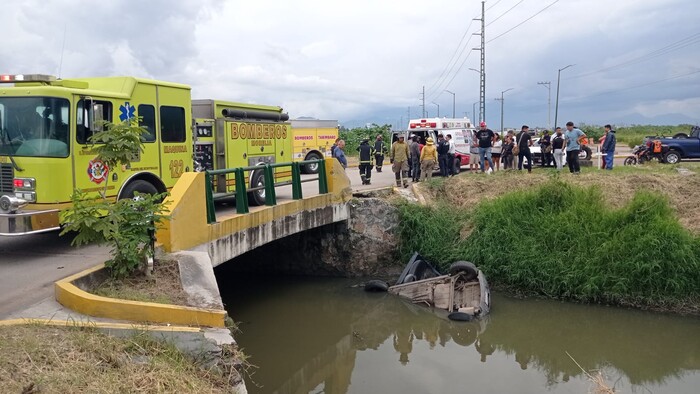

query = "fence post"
[
  {"left": 292, "top": 162, "right": 303, "bottom": 200},
  {"left": 264, "top": 164, "right": 277, "bottom": 206},
  {"left": 234, "top": 168, "right": 249, "bottom": 214},
  {"left": 318, "top": 159, "right": 328, "bottom": 194},
  {"left": 205, "top": 172, "right": 217, "bottom": 224}
]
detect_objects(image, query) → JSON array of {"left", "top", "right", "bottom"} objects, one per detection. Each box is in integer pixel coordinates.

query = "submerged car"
[{"left": 365, "top": 252, "right": 491, "bottom": 321}]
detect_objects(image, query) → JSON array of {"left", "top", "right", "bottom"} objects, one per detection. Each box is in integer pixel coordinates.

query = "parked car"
[{"left": 641, "top": 126, "right": 700, "bottom": 164}]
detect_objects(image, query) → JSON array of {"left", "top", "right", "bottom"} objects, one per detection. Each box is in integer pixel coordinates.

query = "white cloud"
[{"left": 1, "top": 0, "right": 699, "bottom": 127}]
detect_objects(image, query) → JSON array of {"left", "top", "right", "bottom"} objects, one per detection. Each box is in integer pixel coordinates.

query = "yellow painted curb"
[
  {"left": 0, "top": 318, "right": 202, "bottom": 332},
  {"left": 55, "top": 264, "right": 226, "bottom": 328}
]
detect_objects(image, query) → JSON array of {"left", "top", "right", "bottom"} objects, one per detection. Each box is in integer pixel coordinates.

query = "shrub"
[{"left": 398, "top": 180, "right": 700, "bottom": 306}]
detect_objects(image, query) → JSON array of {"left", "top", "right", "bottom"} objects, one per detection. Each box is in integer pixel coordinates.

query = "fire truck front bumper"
[{"left": 0, "top": 208, "right": 61, "bottom": 236}]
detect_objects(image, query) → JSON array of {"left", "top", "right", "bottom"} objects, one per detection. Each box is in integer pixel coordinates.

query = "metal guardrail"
[{"left": 204, "top": 159, "right": 328, "bottom": 223}]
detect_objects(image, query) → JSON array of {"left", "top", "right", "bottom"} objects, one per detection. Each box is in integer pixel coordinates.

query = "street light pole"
[
  {"left": 537, "top": 81, "right": 551, "bottom": 130},
  {"left": 431, "top": 102, "right": 440, "bottom": 117},
  {"left": 444, "top": 90, "right": 456, "bottom": 118},
  {"left": 554, "top": 64, "right": 574, "bottom": 130},
  {"left": 497, "top": 88, "right": 513, "bottom": 135},
  {"left": 468, "top": 68, "right": 484, "bottom": 122}
]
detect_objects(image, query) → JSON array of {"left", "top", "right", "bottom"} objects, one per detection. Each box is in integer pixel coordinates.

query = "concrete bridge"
[{"left": 156, "top": 158, "right": 353, "bottom": 267}]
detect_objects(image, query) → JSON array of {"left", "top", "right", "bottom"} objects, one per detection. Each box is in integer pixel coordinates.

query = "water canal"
[{"left": 217, "top": 274, "right": 699, "bottom": 394}]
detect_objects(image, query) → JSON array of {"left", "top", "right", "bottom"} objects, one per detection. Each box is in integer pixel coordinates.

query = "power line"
[
  {"left": 568, "top": 32, "right": 700, "bottom": 79},
  {"left": 487, "top": 0, "right": 560, "bottom": 44},
  {"left": 486, "top": 0, "right": 525, "bottom": 27},
  {"left": 564, "top": 69, "right": 700, "bottom": 101},
  {"left": 425, "top": 20, "right": 478, "bottom": 97}
]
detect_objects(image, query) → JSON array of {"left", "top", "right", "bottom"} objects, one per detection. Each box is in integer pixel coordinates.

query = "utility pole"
[
  {"left": 472, "top": 1, "right": 486, "bottom": 123},
  {"left": 421, "top": 86, "right": 426, "bottom": 117},
  {"left": 554, "top": 64, "right": 574, "bottom": 130},
  {"left": 537, "top": 81, "right": 551, "bottom": 130},
  {"left": 445, "top": 90, "right": 456, "bottom": 118}
]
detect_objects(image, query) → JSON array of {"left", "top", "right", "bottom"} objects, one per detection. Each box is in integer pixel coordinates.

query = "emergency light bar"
[{"left": 0, "top": 74, "right": 56, "bottom": 83}]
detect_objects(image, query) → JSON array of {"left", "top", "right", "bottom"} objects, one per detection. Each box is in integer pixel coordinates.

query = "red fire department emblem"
[{"left": 87, "top": 159, "right": 109, "bottom": 184}]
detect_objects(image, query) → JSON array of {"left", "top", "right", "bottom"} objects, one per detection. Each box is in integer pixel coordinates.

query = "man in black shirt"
[
  {"left": 475, "top": 121, "right": 496, "bottom": 173},
  {"left": 516, "top": 125, "right": 533, "bottom": 173},
  {"left": 373, "top": 135, "right": 388, "bottom": 172},
  {"left": 357, "top": 138, "right": 374, "bottom": 184}
]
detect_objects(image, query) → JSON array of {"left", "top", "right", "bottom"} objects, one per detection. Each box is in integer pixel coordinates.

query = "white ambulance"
[{"left": 404, "top": 117, "right": 476, "bottom": 171}]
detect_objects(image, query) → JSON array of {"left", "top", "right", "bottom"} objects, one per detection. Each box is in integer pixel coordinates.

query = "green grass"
[{"left": 398, "top": 179, "right": 700, "bottom": 309}]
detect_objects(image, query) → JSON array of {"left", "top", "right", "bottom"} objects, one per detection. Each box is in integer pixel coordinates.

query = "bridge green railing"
[{"left": 204, "top": 159, "right": 328, "bottom": 224}]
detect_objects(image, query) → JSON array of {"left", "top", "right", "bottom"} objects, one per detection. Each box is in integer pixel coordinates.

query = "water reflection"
[{"left": 218, "top": 275, "right": 700, "bottom": 394}]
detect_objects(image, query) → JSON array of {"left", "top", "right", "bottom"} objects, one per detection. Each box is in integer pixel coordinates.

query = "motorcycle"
[{"left": 623, "top": 139, "right": 669, "bottom": 165}]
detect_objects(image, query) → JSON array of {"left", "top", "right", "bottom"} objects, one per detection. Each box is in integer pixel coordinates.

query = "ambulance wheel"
[
  {"left": 303, "top": 153, "right": 323, "bottom": 174},
  {"left": 454, "top": 157, "right": 461, "bottom": 174},
  {"left": 247, "top": 169, "right": 266, "bottom": 206},
  {"left": 120, "top": 180, "right": 158, "bottom": 200}
]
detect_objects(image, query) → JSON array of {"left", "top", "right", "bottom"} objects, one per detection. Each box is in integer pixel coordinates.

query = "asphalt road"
[{"left": 0, "top": 232, "right": 110, "bottom": 318}]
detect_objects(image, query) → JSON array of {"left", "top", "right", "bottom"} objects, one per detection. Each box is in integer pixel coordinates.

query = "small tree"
[{"left": 60, "top": 118, "right": 169, "bottom": 278}]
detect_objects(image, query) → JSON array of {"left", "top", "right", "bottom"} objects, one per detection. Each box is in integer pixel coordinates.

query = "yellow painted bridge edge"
[{"left": 54, "top": 264, "right": 226, "bottom": 328}]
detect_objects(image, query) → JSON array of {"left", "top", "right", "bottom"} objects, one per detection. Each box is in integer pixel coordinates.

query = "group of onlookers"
[{"left": 330, "top": 121, "right": 616, "bottom": 187}]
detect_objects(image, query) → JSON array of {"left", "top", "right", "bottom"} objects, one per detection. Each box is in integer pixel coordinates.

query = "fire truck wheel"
[
  {"left": 303, "top": 153, "right": 322, "bottom": 174},
  {"left": 247, "top": 169, "right": 266, "bottom": 206},
  {"left": 120, "top": 180, "right": 158, "bottom": 200}
]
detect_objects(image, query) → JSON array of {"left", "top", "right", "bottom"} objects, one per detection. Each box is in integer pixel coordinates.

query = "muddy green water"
[{"left": 218, "top": 275, "right": 699, "bottom": 394}]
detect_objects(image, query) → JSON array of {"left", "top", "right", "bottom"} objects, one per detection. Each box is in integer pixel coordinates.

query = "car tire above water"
[
  {"left": 364, "top": 280, "right": 389, "bottom": 292},
  {"left": 449, "top": 261, "right": 478, "bottom": 281}
]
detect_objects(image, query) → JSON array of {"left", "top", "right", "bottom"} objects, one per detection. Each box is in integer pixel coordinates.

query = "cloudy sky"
[{"left": 1, "top": 0, "right": 699, "bottom": 129}]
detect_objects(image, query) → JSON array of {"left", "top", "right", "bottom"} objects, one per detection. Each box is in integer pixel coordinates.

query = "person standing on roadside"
[
  {"left": 475, "top": 121, "right": 496, "bottom": 174},
  {"left": 516, "top": 125, "right": 533, "bottom": 173},
  {"left": 373, "top": 135, "right": 388, "bottom": 172},
  {"left": 564, "top": 121, "right": 587, "bottom": 174},
  {"left": 446, "top": 134, "right": 457, "bottom": 176},
  {"left": 469, "top": 129, "right": 480, "bottom": 173},
  {"left": 601, "top": 124, "right": 616, "bottom": 170},
  {"left": 491, "top": 133, "right": 502, "bottom": 172},
  {"left": 501, "top": 134, "right": 515, "bottom": 170},
  {"left": 436, "top": 134, "right": 450, "bottom": 177},
  {"left": 551, "top": 127, "right": 566, "bottom": 171},
  {"left": 410, "top": 135, "right": 422, "bottom": 182},
  {"left": 335, "top": 139, "right": 347, "bottom": 169},
  {"left": 357, "top": 138, "right": 374, "bottom": 184},
  {"left": 419, "top": 137, "right": 438, "bottom": 181},
  {"left": 331, "top": 137, "right": 340, "bottom": 158},
  {"left": 539, "top": 130, "right": 552, "bottom": 167},
  {"left": 390, "top": 134, "right": 410, "bottom": 187}
]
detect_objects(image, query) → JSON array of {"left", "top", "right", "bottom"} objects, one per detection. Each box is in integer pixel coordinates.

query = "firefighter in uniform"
[
  {"left": 390, "top": 134, "right": 410, "bottom": 188},
  {"left": 357, "top": 138, "right": 375, "bottom": 185},
  {"left": 373, "top": 135, "right": 388, "bottom": 172}
]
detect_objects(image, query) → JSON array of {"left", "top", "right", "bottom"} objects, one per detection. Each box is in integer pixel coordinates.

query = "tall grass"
[{"left": 398, "top": 180, "right": 700, "bottom": 307}]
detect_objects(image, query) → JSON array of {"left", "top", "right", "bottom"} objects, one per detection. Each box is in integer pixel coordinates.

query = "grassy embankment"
[
  {"left": 398, "top": 164, "right": 700, "bottom": 313},
  {"left": 0, "top": 324, "right": 242, "bottom": 393}
]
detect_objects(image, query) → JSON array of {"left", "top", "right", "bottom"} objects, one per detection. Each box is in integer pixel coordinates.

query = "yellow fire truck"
[
  {"left": 0, "top": 74, "right": 291, "bottom": 236},
  {"left": 290, "top": 119, "right": 338, "bottom": 174}
]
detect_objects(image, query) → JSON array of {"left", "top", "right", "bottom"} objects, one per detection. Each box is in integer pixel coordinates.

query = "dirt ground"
[
  {"left": 419, "top": 165, "right": 700, "bottom": 234},
  {"left": 93, "top": 259, "right": 192, "bottom": 306}
]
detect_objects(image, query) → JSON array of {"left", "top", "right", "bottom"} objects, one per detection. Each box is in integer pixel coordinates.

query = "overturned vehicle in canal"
[{"left": 365, "top": 252, "right": 491, "bottom": 321}]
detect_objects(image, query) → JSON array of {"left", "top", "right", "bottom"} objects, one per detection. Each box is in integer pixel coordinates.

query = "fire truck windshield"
[{"left": 0, "top": 97, "right": 70, "bottom": 157}]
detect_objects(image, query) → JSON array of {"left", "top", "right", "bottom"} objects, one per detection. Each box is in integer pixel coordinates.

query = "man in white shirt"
[{"left": 446, "top": 134, "right": 457, "bottom": 176}]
